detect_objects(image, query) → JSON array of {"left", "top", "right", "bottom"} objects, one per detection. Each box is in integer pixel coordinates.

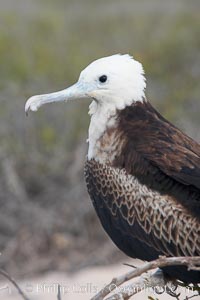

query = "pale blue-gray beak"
[{"left": 25, "top": 82, "right": 88, "bottom": 115}]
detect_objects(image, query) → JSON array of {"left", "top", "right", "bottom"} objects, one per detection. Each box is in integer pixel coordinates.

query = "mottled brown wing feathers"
[
  {"left": 85, "top": 160, "right": 200, "bottom": 259},
  {"left": 85, "top": 101, "right": 200, "bottom": 283}
]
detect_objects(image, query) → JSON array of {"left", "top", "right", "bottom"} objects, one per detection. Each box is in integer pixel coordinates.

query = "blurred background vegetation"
[{"left": 0, "top": 0, "right": 199, "bottom": 278}]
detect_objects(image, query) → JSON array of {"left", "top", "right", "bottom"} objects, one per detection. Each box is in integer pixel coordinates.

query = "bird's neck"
[
  {"left": 87, "top": 98, "right": 151, "bottom": 164},
  {"left": 87, "top": 101, "right": 125, "bottom": 163}
]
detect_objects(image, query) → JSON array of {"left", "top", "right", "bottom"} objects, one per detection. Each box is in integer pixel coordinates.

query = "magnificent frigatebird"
[{"left": 25, "top": 54, "right": 200, "bottom": 284}]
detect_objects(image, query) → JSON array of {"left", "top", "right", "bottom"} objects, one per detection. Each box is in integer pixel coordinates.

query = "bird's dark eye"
[{"left": 99, "top": 75, "right": 107, "bottom": 83}]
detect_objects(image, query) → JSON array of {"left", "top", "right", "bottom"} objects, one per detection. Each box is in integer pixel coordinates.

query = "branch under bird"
[{"left": 25, "top": 54, "right": 200, "bottom": 284}]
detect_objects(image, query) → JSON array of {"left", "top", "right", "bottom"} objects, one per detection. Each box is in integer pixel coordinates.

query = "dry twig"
[
  {"left": 57, "top": 284, "right": 62, "bottom": 300},
  {"left": 91, "top": 256, "right": 200, "bottom": 300},
  {"left": 0, "top": 268, "right": 63, "bottom": 300},
  {"left": 0, "top": 269, "right": 30, "bottom": 300}
]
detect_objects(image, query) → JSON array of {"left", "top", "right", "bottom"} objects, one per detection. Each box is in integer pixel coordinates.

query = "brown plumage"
[
  {"left": 85, "top": 100, "right": 200, "bottom": 284},
  {"left": 25, "top": 54, "right": 200, "bottom": 285}
]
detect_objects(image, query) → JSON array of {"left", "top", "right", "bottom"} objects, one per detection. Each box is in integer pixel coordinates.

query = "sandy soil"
[{"left": 0, "top": 261, "right": 194, "bottom": 300}]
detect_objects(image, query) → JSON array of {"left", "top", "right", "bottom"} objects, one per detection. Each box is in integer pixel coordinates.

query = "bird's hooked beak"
[{"left": 25, "top": 81, "right": 91, "bottom": 115}]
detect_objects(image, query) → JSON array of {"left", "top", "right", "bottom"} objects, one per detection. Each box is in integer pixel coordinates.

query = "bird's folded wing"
[
  {"left": 85, "top": 160, "right": 200, "bottom": 258},
  {"left": 136, "top": 140, "right": 200, "bottom": 190},
  {"left": 119, "top": 102, "right": 200, "bottom": 190}
]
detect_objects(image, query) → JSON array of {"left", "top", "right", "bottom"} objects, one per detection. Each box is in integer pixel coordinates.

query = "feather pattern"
[
  {"left": 85, "top": 159, "right": 200, "bottom": 256},
  {"left": 85, "top": 159, "right": 200, "bottom": 283},
  {"left": 85, "top": 100, "right": 200, "bottom": 283},
  {"left": 114, "top": 101, "right": 200, "bottom": 218}
]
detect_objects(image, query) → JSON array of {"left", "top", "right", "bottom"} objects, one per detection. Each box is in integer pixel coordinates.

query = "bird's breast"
[
  {"left": 87, "top": 106, "right": 125, "bottom": 164},
  {"left": 88, "top": 124, "right": 124, "bottom": 164}
]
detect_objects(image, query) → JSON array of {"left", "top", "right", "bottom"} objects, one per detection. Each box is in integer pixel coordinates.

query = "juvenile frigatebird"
[{"left": 25, "top": 54, "right": 200, "bottom": 284}]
